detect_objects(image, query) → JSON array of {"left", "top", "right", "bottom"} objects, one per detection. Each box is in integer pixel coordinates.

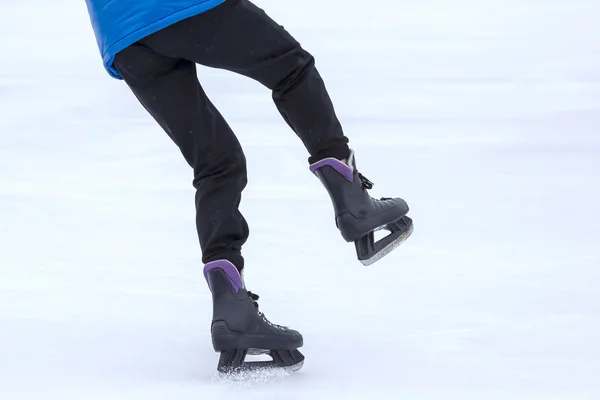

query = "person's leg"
[
  {"left": 139, "top": 0, "right": 412, "bottom": 265},
  {"left": 113, "top": 44, "right": 303, "bottom": 373},
  {"left": 140, "top": 0, "right": 350, "bottom": 164},
  {"left": 113, "top": 43, "right": 249, "bottom": 271}
]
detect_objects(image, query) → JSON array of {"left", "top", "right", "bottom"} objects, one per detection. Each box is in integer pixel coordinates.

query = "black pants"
[{"left": 113, "top": 0, "right": 350, "bottom": 271}]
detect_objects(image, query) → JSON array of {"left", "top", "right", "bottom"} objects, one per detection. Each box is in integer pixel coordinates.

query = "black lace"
[
  {"left": 247, "top": 291, "right": 260, "bottom": 309},
  {"left": 358, "top": 173, "right": 374, "bottom": 189},
  {"left": 246, "top": 291, "right": 287, "bottom": 330},
  {"left": 358, "top": 172, "right": 392, "bottom": 201}
]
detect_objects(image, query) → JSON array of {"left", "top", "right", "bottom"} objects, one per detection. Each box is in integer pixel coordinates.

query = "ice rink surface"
[{"left": 1, "top": 0, "right": 599, "bottom": 399}]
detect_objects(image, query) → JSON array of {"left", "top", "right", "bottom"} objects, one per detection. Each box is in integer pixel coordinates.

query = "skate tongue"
[{"left": 203, "top": 260, "right": 244, "bottom": 293}]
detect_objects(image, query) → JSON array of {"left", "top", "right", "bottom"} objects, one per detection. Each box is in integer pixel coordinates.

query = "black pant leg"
[
  {"left": 113, "top": 43, "right": 248, "bottom": 271},
  {"left": 142, "top": 0, "right": 350, "bottom": 163}
]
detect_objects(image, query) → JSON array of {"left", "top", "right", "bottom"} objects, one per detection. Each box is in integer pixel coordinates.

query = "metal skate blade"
[
  {"left": 216, "top": 360, "right": 304, "bottom": 381},
  {"left": 247, "top": 348, "right": 270, "bottom": 356},
  {"left": 360, "top": 223, "right": 414, "bottom": 266},
  {"left": 286, "top": 359, "right": 304, "bottom": 373},
  {"left": 216, "top": 348, "right": 305, "bottom": 377}
]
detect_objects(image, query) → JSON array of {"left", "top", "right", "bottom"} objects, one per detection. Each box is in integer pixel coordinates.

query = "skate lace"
[
  {"left": 358, "top": 173, "right": 374, "bottom": 190},
  {"left": 247, "top": 291, "right": 289, "bottom": 331},
  {"left": 358, "top": 173, "right": 392, "bottom": 201}
]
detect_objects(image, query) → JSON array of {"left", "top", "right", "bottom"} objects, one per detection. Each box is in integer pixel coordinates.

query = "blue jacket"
[{"left": 85, "top": 0, "right": 227, "bottom": 79}]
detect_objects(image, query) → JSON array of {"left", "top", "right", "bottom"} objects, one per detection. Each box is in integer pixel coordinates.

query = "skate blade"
[
  {"left": 217, "top": 349, "right": 305, "bottom": 375},
  {"left": 220, "top": 359, "right": 304, "bottom": 374},
  {"left": 247, "top": 348, "right": 270, "bottom": 356},
  {"left": 216, "top": 359, "right": 304, "bottom": 380},
  {"left": 215, "top": 360, "right": 304, "bottom": 384},
  {"left": 359, "top": 219, "right": 414, "bottom": 266}
]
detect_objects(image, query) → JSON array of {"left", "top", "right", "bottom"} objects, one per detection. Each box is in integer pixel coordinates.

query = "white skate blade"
[{"left": 359, "top": 222, "right": 414, "bottom": 266}]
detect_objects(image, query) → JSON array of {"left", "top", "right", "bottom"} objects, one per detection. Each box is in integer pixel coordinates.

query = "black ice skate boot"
[
  {"left": 203, "top": 260, "right": 304, "bottom": 374},
  {"left": 310, "top": 149, "right": 413, "bottom": 265}
]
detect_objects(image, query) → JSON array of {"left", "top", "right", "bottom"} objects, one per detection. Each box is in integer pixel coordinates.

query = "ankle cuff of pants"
[
  {"left": 204, "top": 252, "right": 244, "bottom": 273},
  {"left": 308, "top": 144, "right": 351, "bottom": 164}
]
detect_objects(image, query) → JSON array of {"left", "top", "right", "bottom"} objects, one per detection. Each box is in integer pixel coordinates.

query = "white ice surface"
[{"left": 1, "top": 0, "right": 599, "bottom": 399}]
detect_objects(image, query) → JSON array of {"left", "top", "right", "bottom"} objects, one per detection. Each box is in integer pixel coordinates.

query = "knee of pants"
[
  {"left": 270, "top": 47, "right": 316, "bottom": 94},
  {"left": 192, "top": 149, "right": 247, "bottom": 190}
]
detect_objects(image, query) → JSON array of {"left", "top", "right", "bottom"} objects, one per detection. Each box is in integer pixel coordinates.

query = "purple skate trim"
[
  {"left": 203, "top": 260, "right": 243, "bottom": 293},
  {"left": 309, "top": 158, "right": 354, "bottom": 182}
]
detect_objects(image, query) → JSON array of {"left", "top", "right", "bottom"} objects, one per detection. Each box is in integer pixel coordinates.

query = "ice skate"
[
  {"left": 203, "top": 260, "right": 304, "bottom": 374},
  {"left": 310, "top": 150, "right": 413, "bottom": 265}
]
